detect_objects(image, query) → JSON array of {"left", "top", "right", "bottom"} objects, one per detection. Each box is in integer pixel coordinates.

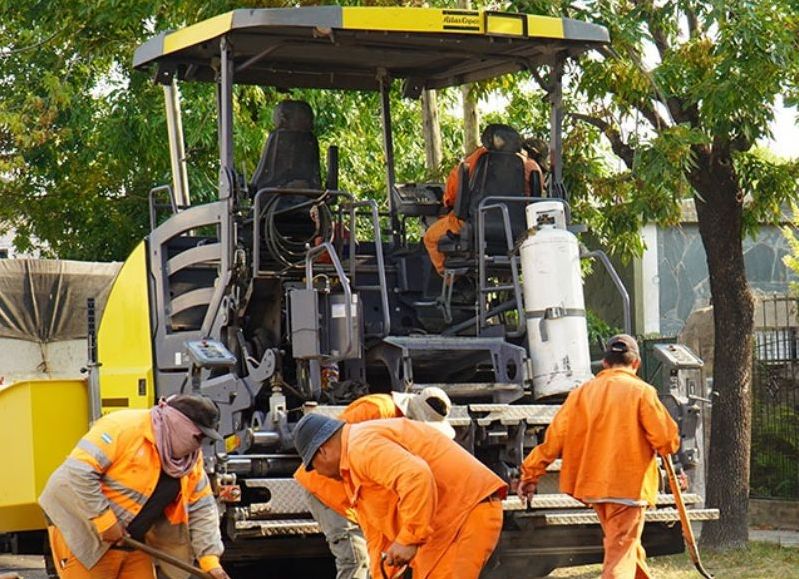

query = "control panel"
[
  {"left": 653, "top": 343, "right": 704, "bottom": 370},
  {"left": 393, "top": 183, "right": 444, "bottom": 216},
  {"left": 185, "top": 338, "right": 237, "bottom": 369},
  {"left": 652, "top": 342, "right": 707, "bottom": 476}
]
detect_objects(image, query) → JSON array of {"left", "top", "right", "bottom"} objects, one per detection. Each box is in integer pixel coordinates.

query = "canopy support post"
[
  {"left": 379, "top": 72, "right": 401, "bottom": 247},
  {"left": 217, "top": 36, "right": 235, "bottom": 200},
  {"left": 548, "top": 56, "right": 565, "bottom": 199}
]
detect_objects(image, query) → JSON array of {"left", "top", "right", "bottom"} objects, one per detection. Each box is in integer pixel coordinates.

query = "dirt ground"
[
  {"left": 3, "top": 541, "right": 797, "bottom": 578},
  {"left": 552, "top": 541, "right": 799, "bottom": 578},
  {"left": 0, "top": 554, "right": 46, "bottom": 579}
]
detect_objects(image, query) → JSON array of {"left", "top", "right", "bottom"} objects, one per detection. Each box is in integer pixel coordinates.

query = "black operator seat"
[
  {"left": 439, "top": 124, "right": 528, "bottom": 259},
  {"left": 250, "top": 100, "right": 322, "bottom": 194}
]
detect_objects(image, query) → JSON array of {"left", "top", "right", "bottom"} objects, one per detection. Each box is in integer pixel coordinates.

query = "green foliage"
[
  {"left": 2, "top": 0, "right": 798, "bottom": 265},
  {"left": 586, "top": 309, "right": 621, "bottom": 349},
  {"left": 0, "top": 0, "right": 472, "bottom": 259},
  {"left": 781, "top": 202, "right": 799, "bottom": 296},
  {"left": 751, "top": 385, "right": 799, "bottom": 499}
]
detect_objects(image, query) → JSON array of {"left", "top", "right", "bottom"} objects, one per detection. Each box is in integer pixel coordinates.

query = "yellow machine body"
[
  {"left": 97, "top": 241, "right": 156, "bottom": 413},
  {"left": 0, "top": 379, "right": 89, "bottom": 532}
]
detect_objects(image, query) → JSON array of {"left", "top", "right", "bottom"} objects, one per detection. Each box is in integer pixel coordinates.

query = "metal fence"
[{"left": 751, "top": 296, "right": 799, "bottom": 500}]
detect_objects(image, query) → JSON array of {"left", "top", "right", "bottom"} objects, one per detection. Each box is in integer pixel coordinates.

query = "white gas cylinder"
[{"left": 520, "top": 201, "right": 593, "bottom": 399}]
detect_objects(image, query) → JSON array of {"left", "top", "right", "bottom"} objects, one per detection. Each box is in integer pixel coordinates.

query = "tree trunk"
[
  {"left": 459, "top": 0, "right": 479, "bottom": 155},
  {"left": 691, "top": 150, "right": 753, "bottom": 549},
  {"left": 461, "top": 84, "right": 479, "bottom": 156},
  {"left": 421, "top": 89, "right": 442, "bottom": 173}
]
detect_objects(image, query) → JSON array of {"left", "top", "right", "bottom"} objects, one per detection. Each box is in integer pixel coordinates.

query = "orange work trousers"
[
  {"left": 426, "top": 498, "right": 503, "bottom": 579},
  {"left": 48, "top": 526, "right": 155, "bottom": 579},
  {"left": 592, "top": 503, "right": 652, "bottom": 579},
  {"left": 423, "top": 212, "right": 464, "bottom": 275}
]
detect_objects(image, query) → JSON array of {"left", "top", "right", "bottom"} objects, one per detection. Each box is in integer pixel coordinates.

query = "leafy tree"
[
  {"left": 4, "top": 0, "right": 798, "bottom": 550},
  {"left": 507, "top": 0, "right": 799, "bottom": 547},
  {"left": 0, "top": 0, "right": 461, "bottom": 259}
]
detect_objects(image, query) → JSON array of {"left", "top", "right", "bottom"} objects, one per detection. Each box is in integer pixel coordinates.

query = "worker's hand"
[
  {"left": 209, "top": 568, "right": 232, "bottom": 579},
  {"left": 517, "top": 479, "right": 537, "bottom": 503},
  {"left": 100, "top": 522, "right": 128, "bottom": 544},
  {"left": 384, "top": 541, "right": 418, "bottom": 567},
  {"left": 677, "top": 471, "right": 689, "bottom": 491}
]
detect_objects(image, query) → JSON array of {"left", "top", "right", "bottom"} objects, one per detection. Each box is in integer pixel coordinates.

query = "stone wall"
[
  {"left": 658, "top": 224, "right": 796, "bottom": 336},
  {"left": 750, "top": 498, "right": 799, "bottom": 530}
]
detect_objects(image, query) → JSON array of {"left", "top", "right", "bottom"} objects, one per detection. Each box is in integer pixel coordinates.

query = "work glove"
[
  {"left": 677, "top": 471, "right": 689, "bottom": 491},
  {"left": 517, "top": 479, "right": 537, "bottom": 504}
]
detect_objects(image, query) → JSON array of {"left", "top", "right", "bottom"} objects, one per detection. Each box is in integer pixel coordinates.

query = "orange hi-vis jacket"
[
  {"left": 294, "top": 394, "right": 401, "bottom": 518},
  {"left": 340, "top": 418, "right": 507, "bottom": 579},
  {"left": 520, "top": 367, "right": 680, "bottom": 506},
  {"left": 424, "top": 147, "right": 543, "bottom": 274},
  {"left": 39, "top": 409, "right": 223, "bottom": 571},
  {"left": 442, "top": 147, "right": 543, "bottom": 208}
]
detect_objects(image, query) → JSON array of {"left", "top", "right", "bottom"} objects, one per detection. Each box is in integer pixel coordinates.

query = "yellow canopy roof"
[{"left": 133, "top": 7, "right": 609, "bottom": 90}]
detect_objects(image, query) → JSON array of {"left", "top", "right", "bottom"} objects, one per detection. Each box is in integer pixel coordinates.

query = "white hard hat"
[{"left": 391, "top": 387, "right": 456, "bottom": 439}]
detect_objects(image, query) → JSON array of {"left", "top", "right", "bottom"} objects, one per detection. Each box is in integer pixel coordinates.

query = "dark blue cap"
[{"left": 294, "top": 413, "right": 345, "bottom": 470}]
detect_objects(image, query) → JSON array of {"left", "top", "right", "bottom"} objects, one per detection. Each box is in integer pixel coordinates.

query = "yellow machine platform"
[{"left": 0, "top": 379, "right": 89, "bottom": 532}]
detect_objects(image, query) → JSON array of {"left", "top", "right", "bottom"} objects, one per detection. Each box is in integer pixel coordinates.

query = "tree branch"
[
  {"left": 570, "top": 113, "right": 636, "bottom": 169},
  {"left": 687, "top": 8, "right": 700, "bottom": 39},
  {"left": 637, "top": 100, "right": 671, "bottom": 131},
  {"left": 631, "top": 0, "right": 670, "bottom": 62}
]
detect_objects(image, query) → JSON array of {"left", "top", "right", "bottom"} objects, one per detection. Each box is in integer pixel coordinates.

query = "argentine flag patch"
[{"left": 101, "top": 433, "right": 113, "bottom": 444}]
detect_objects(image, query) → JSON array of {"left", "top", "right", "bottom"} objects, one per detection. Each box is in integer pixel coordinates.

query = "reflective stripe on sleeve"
[
  {"left": 108, "top": 501, "right": 136, "bottom": 525},
  {"left": 77, "top": 439, "right": 112, "bottom": 470},
  {"left": 102, "top": 476, "right": 149, "bottom": 506},
  {"left": 188, "top": 494, "right": 216, "bottom": 513},
  {"left": 65, "top": 456, "right": 99, "bottom": 475},
  {"left": 194, "top": 475, "right": 209, "bottom": 494}
]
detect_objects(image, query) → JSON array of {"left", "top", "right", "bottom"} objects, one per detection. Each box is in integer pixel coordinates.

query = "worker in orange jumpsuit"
[
  {"left": 517, "top": 334, "right": 682, "bottom": 579},
  {"left": 294, "top": 413, "right": 507, "bottom": 579},
  {"left": 39, "top": 395, "right": 230, "bottom": 579},
  {"left": 423, "top": 124, "right": 544, "bottom": 275},
  {"left": 294, "top": 389, "right": 456, "bottom": 579}
]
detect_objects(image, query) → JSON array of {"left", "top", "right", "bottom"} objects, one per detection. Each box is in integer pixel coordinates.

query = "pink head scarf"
[{"left": 151, "top": 399, "right": 203, "bottom": 478}]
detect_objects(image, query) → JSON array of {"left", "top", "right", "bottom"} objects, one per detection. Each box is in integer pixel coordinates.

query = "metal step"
[
  {"left": 528, "top": 508, "right": 719, "bottom": 526},
  {"left": 502, "top": 493, "right": 703, "bottom": 511},
  {"left": 241, "top": 478, "right": 309, "bottom": 515},
  {"left": 310, "top": 402, "right": 561, "bottom": 427},
  {"left": 469, "top": 404, "right": 560, "bottom": 426},
  {"left": 234, "top": 518, "right": 320, "bottom": 537},
  {"left": 231, "top": 506, "right": 717, "bottom": 538},
  {"left": 410, "top": 382, "right": 524, "bottom": 399}
]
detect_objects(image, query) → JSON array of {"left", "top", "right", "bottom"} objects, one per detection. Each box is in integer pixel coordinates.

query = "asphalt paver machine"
[{"left": 91, "top": 6, "right": 719, "bottom": 576}]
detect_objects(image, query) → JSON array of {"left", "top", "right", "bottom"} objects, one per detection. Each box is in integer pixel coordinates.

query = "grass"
[{"left": 551, "top": 542, "right": 799, "bottom": 578}]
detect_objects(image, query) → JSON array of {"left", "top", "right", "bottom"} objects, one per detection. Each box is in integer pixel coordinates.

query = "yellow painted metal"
[
  {"left": 0, "top": 379, "right": 89, "bottom": 532},
  {"left": 485, "top": 13, "right": 526, "bottom": 36},
  {"left": 343, "top": 7, "right": 484, "bottom": 34},
  {"left": 527, "top": 15, "right": 565, "bottom": 39},
  {"left": 163, "top": 11, "right": 235, "bottom": 56},
  {"left": 157, "top": 8, "right": 570, "bottom": 52},
  {"left": 97, "top": 241, "right": 155, "bottom": 413}
]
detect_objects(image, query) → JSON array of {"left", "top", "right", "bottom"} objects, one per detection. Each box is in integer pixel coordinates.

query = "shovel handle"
[
  {"left": 662, "top": 454, "right": 714, "bottom": 579},
  {"left": 120, "top": 536, "right": 215, "bottom": 579}
]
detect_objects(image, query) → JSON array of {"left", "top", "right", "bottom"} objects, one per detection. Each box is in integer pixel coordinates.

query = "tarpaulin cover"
[{"left": 0, "top": 259, "right": 121, "bottom": 342}]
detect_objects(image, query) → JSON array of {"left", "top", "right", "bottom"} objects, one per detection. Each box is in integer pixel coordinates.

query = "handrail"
[
  {"left": 476, "top": 199, "right": 526, "bottom": 339},
  {"left": 473, "top": 196, "right": 577, "bottom": 337},
  {"left": 582, "top": 249, "right": 632, "bottom": 334},
  {"left": 345, "top": 199, "right": 391, "bottom": 337},
  {"left": 305, "top": 242, "right": 355, "bottom": 359},
  {"left": 148, "top": 184, "right": 178, "bottom": 231}
]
